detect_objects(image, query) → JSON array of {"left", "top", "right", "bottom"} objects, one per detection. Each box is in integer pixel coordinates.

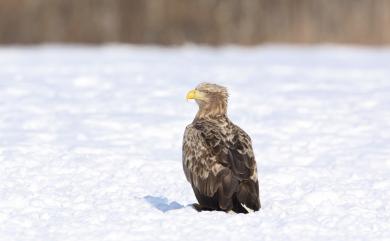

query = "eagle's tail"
[
  {"left": 232, "top": 194, "right": 249, "bottom": 213},
  {"left": 237, "top": 180, "right": 261, "bottom": 211}
]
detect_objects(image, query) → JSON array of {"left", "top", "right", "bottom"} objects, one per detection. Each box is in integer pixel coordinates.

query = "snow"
[{"left": 1, "top": 44, "right": 390, "bottom": 241}]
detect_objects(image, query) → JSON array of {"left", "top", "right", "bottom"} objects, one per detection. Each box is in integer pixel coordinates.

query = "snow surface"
[{"left": 0, "top": 45, "right": 390, "bottom": 241}]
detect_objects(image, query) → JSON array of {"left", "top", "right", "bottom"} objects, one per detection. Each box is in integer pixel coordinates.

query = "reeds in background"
[{"left": 1, "top": 0, "right": 390, "bottom": 45}]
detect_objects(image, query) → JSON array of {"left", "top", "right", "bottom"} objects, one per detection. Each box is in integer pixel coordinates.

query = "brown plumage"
[{"left": 183, "top": 83, "right": 261, "bottom": 213}]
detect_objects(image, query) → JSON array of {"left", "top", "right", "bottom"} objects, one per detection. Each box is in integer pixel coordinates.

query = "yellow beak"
[{"left": 186, "top": 89, "right": 204, "bottom": 100}]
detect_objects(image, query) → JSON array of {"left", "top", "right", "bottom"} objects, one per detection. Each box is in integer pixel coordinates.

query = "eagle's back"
[{"left": 182, "top": 116, "right": 260, "bottom": 212}]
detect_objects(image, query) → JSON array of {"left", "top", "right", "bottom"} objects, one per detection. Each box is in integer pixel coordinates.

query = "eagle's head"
[{"left": 186, "top": 83, "right": 229, "bottom": 118}]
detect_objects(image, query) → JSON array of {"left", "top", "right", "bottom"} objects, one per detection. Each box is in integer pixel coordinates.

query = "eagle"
[{"left": 183, "top": 83, "right": 261, "bottom": 213}]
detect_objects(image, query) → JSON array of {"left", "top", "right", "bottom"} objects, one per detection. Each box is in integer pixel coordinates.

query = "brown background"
[{"left": 1, "top": 0, "right": 389, "bottom": 45}]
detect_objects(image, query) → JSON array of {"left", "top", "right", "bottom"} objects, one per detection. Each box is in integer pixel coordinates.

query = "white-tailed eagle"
[{"left": 183, "top": 83, "right": 261, "bottom": 213}]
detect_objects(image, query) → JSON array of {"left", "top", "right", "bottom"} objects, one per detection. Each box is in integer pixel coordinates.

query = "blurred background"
[{"left": 1, "top": 0, "right": 390, "bottom": 45}]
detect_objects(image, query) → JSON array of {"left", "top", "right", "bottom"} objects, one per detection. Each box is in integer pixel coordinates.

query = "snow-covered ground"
[{"left": 0, "top": 45, "right": 390, "bottom": 241}]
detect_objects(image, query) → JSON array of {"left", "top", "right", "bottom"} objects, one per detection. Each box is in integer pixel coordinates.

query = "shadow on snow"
[{"left": 144, "top": 195, "right": 185, "bottom": 212}]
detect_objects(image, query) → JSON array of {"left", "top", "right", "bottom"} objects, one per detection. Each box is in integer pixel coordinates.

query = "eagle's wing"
[
  {"left": 227, "top": 124, "right": 260, "bottom": 211},
  {"left": 182, "top": 122, "right": 224, "bottom": 198},
  {"left": 183, "top": 119, "right": 260, "bottom": 211}
]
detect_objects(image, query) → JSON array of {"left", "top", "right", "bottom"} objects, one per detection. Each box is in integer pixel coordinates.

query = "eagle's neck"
[
  {"left": 196, "top": 99, "right": 227, "bottom": 119},
  {"left": 194, "top": 113, "right": 228, "bottom": 122}
]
